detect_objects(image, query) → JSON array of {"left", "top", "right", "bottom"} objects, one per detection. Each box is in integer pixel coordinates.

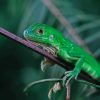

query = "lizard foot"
[{"left": 62, "top": 70, "right": 79, "bottom": 87}]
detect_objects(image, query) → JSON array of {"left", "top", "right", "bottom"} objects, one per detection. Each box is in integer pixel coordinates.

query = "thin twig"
[
  {"left": 24, "top": 78, "right": 63, "bottom": 92},
  {"left": 66, "top": 84, "right": 71, "bottom": 100},
  {"left": 42, "top": 0, "right": 92, "bottom": 54}
]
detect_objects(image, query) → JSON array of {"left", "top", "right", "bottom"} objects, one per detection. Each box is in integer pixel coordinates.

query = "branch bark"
[{"left": 0, "top": 27, "right": 72, "bottom": 69}]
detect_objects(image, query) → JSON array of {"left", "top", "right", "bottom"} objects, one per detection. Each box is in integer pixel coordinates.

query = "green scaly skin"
[{"left": 23, "top": 23, "right": 100, "bottom": 88}]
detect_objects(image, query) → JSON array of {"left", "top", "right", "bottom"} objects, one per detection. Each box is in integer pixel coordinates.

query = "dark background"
[{"left": 0, "top": 0, "right": 100, "bottom": 100}]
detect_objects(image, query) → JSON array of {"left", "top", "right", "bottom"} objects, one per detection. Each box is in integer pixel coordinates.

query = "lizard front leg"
[{"left": 63, "top": 52, "right": 85, "bottom": 87}]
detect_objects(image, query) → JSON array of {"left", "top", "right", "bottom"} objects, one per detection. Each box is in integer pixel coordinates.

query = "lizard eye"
[{"left": 37, "top": 29, "right": 43, "bottom": 34}]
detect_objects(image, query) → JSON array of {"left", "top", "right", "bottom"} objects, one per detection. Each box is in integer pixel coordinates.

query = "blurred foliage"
[{"left": 0, "top": 0, "right": 100, "bottom": 100}]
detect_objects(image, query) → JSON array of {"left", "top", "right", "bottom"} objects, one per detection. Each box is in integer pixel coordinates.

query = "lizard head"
[
  {"left": 23, "top": 23, "right": 65, "bottom": 71},
  {"left": 24, "top": 23, "right": 63, "bottom": 45},
  {"left": 23, "top": 23, "right": 64, "bottom": 56}
]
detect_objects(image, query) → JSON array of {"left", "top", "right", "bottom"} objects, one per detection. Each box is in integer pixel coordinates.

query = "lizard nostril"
[{"left": 23, "top": 30, "right": 28, "bottom": 37}]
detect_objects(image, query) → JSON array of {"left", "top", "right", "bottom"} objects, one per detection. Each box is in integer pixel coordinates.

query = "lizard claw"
[
  {"left": 41, "top": 57, "right": 55, "bottom": 72},
  {"left": 48, "top": 82, "right": 62, "bottom": 99},
  {"left": 62, "top": 71, "right": 72, "bottom": 86},
  {"left": 62, "top": 70, "right": 80, "bottom": 87}
]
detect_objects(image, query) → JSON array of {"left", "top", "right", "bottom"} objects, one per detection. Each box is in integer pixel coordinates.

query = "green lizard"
[{"left": 23, "top": 23, "right": 100, "bottom": 89}]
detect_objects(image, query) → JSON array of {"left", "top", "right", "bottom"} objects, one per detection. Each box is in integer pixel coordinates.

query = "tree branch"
[
  {"left": 0, "top": 27, "right": 99, "bottom": 85},
  {"left": 0, "top": 27, "right": 72, "bottom": 69}
]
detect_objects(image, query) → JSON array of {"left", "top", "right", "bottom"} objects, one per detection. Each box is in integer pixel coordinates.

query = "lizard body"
[{"left": 23, "top": 23, "right": 100, "bottom": 86}]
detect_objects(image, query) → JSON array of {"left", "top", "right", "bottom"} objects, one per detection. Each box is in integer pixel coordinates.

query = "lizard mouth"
[{"left": 26, "top": 39, "right": 57, "bottom": 57}]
